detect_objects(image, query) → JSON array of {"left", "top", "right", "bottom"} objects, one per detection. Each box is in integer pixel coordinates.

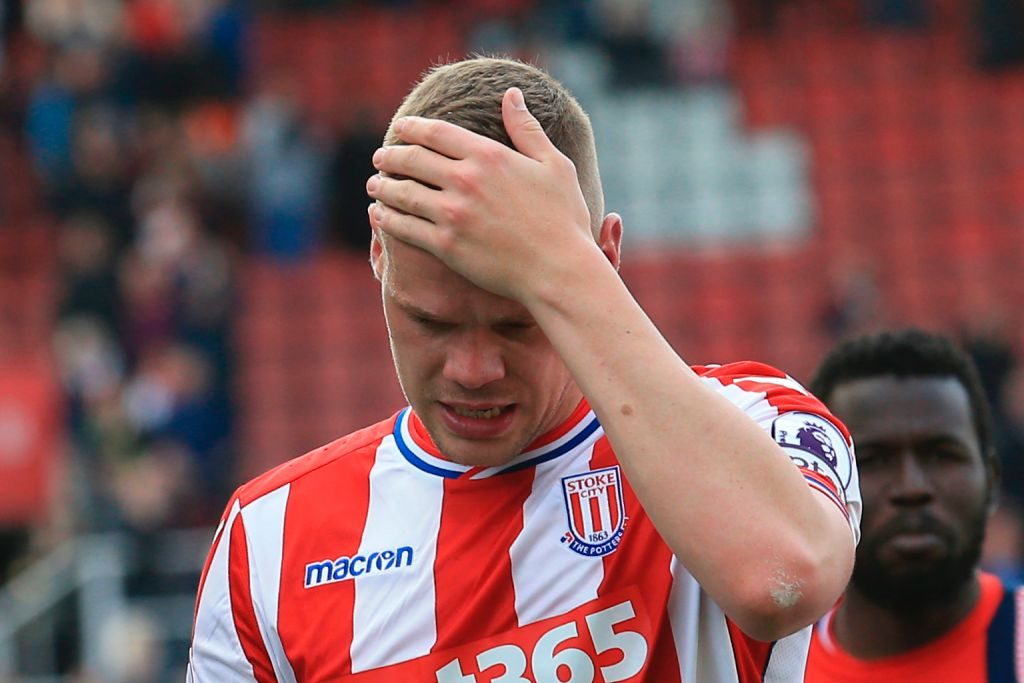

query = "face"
[
  {"left": 371, "top": 236, "right": 583, "bottom": 468},
  {"left": 828, "top": 376, "right": 995, "bottom": 610}
]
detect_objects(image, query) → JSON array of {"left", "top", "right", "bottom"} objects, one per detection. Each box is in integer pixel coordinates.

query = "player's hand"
[{"left": 365, "top": 87, "right": 599, "bottom": 306}]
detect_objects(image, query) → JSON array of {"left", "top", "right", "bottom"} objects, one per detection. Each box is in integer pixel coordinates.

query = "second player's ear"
[{"left": 598, "top": 213, "right": 623, "bottom": 271}]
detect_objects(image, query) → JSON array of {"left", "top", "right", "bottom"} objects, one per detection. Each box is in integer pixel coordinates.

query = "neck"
[{"left": 832, "top": 574, "right": 981, "bottom": 659}]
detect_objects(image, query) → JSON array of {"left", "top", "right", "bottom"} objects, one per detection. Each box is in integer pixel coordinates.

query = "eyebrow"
[{"left": 392, "top": 296, "right": 534, "bottom": 327}]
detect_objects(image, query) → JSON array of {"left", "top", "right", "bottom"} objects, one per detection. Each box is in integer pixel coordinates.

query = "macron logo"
[{"left": 304, "top": 546, "right": 414, "bottom": 589}]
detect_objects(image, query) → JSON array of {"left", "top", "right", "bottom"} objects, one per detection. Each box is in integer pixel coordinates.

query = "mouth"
[
  {"left": 885, "top": 531, "right": 946, "bottom": 551},
  {"left": 450, "top": 405, "right": 506, "bottom": 419},
  {"left": 874, "top": 516, "right": 953, "bottom": 561},
  {"left": 438, "top": 402, "right": 517, "bottom": 439}
]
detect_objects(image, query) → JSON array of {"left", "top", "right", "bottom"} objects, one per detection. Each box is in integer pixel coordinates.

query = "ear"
[
  {"left": 597, "top": 213, "right": 623, "bottom": 271},
  {"left": 370, "top": 225, "right": 386, "bottom": 282}
]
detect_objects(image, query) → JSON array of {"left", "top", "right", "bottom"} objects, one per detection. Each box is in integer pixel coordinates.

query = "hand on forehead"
[{"left": 367, "top": 88, "right": 596, "bottom": 306}]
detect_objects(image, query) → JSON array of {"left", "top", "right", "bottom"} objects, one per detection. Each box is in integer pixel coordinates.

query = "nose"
[
  {"left": 889, "top": 453, "right": 935, "bottom": 507},
  {"left": 442, "top": 329, "right": 506, "bottom": 390}
]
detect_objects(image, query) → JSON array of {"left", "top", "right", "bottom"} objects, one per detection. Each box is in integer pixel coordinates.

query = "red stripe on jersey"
[
  {"left": 726, "top": 617, "right": 773, "bottom": 682},
  {"left": 591, "top": 437, "right": 681, "bottom": 683},
  {"left": 608, "top": 483, "right": 620, "bottom": 530},
  {"left": 572, "top": 490, "right": 586, "bottom": 539},
  {"left": 460, "top": 465, "right": 485, "bottom": 479},
  {"left": 590, "top": 495, "right": 604, "bottom": 533},
  {"left": 228, "top": 515, "right": 277, "bottom": 683},
  {"left": 276, "top": 447, "right": 377, "bottom": 678},
  {"left": 432, "top": 469, "right": 535, "bottom": 650}
]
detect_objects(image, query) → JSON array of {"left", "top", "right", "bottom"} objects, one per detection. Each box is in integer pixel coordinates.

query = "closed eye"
[
  {"left": 412, "top": 315, "right": 455, "bottom": 333},
  {"left": 497, "top": 321, "right": 534, "bottom": 333}
]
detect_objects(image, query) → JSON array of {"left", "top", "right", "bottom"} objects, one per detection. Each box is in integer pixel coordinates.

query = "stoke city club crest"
[{"left": 560, "top": 466, "right": 627, "bottom": 557}]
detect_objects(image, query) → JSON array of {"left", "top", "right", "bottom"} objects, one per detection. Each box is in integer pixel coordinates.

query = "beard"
[{"left": 851, "top": 508, "right": 987, "bottom": 612}]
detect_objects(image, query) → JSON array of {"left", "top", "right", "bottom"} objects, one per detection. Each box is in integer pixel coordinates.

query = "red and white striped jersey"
[{"left": 188, "top": 361, "right": 861, "bottom": 683}]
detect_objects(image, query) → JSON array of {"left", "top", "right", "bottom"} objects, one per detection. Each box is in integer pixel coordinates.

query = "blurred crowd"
[{"left": 17, "top": 0, "right": 246, "bottom": 544}]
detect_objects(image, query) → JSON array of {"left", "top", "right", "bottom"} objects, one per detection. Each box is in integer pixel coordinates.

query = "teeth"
[{"left": 453, "top": 406, "right": 502, "bottom": 419}]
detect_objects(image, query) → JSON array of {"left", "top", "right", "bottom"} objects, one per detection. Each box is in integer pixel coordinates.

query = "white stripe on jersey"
[
  {"left": 240, "top": 485, "right": 296, "bottom": 683},
  {"left": 695, "top": 588, "right": 744, "bottom": 682},
  {"left": 734, "top": 375, "right": 811, "bottom": 396},
  {"left": 702, "top": 377, "right": 781, "bottom": 427},
  {"left": 667, "top": 558, "right": 702, "bottom": 683},
  {"left": 668, "top": 557, "right": 744, "bottom": 683},
  {"left": 509, "top": 444, "right": 605, "bottom": 627},
  {"left": 188, "top": 500, "right": 257, "bottom": 682},
  {"left": 764, "top": 627, "right": 811, "bottom": 682},
  {"left": 350, "top": 434, "right": 445, "bottom": 673}
]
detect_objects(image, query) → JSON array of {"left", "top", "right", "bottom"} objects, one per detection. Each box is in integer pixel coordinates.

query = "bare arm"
[{"left": 366, "top": 88, "right": 855, "bottom": 640}]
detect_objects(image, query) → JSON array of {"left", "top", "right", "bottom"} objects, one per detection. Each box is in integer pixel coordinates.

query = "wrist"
[{"left": 523, "top": 240, "right": 619, "bottom": 321}]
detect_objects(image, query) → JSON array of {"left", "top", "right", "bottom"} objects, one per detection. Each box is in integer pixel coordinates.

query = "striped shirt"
[{"left": 187, "top": 361, "right": 861, "bottom": 682}]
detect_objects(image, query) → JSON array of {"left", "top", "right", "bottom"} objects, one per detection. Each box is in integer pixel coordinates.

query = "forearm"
[{"left": 527, "top": 249, "right": 854, "bottom": 639}]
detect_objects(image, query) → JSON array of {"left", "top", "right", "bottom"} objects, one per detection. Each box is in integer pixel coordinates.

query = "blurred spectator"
[
  {"left": 961, "top": 309, "right": 1017, "bottom": 423},
  {"left": 52, "top": 104, "right": 135, "bottom": 247},
  {"left": 124, "top": 344, "right": 231, "bottom": 498},
  {"left": 594, "top": 0, "right": 671, "bottom": 87},
  {"left": 960, "top": 308, "right": 1024, "bottom": 505},
  {"left": 977, "top": 0, "right": 1024, "bottom": 70},
  {"left": 326, "top": 106, "right": 380, "bottom": 251},
  {"left": 56, "top": 212, "right": 121, "bottom": 330},
  {"left": 819, "top": 261, "right": 884, "bottom": 343},
  {"left": 866, "top": 0, "right": 929, "bottom": 29},
  {"left": 242, "top": 70, "right": 326, "bottom": 260},
  {"left": 25, "top": 0, "right": 121, "bottom": 47},
  {"left": 197, "top": 0, "right": 248, "bottom": 98},
  {"left": 117, "top": 249, "right": 177, "bottom": 361},
  {"left": 96, "top": 606, "right": 167, "bottom": 683},
  {"left": 25, "top": 46, "right": 74, "bottom": 182},
  {"left": 52, "top": 315, "right": 125, "bottom": 432},
  {"left": 665, "top": 0, "right": 733, "bottom": 84}
]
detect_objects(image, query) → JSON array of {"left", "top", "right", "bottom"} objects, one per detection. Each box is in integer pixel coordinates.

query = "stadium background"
[{"left": 0, "top": 0, "right": 1022, "bottom": 679}]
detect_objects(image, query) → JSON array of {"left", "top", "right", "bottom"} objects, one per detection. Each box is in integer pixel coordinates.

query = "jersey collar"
[{"left": 393, "top": 400, "right": 603, "bottom": 479}]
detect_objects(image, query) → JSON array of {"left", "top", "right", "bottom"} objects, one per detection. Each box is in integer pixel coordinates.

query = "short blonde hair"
[{"left": 385, "top": 56, "right": 605, "bottom": 235}]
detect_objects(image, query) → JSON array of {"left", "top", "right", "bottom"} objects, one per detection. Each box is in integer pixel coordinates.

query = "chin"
[{"left": 438, "top": 438, "right": 519, "bottom": 468}]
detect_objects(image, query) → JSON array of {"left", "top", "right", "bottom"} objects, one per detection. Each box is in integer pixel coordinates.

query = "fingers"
[
  {"left": 372, "top": 144, "right": 452, "bottom": 190},
  {"left": 389, "top": 116, "right": 482, "bottom": 160},
  {"left": 366, "top": 174, "right": 441, "bottom": 223},
  {"left": 501, "top": 87, "right": 559, "bottom": 162},
  {"left": 389, "top": 89, "right": 559, "bottom": 166},
  {"left": 368, "top": 202, "right": 449, "bottom": 256}
]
